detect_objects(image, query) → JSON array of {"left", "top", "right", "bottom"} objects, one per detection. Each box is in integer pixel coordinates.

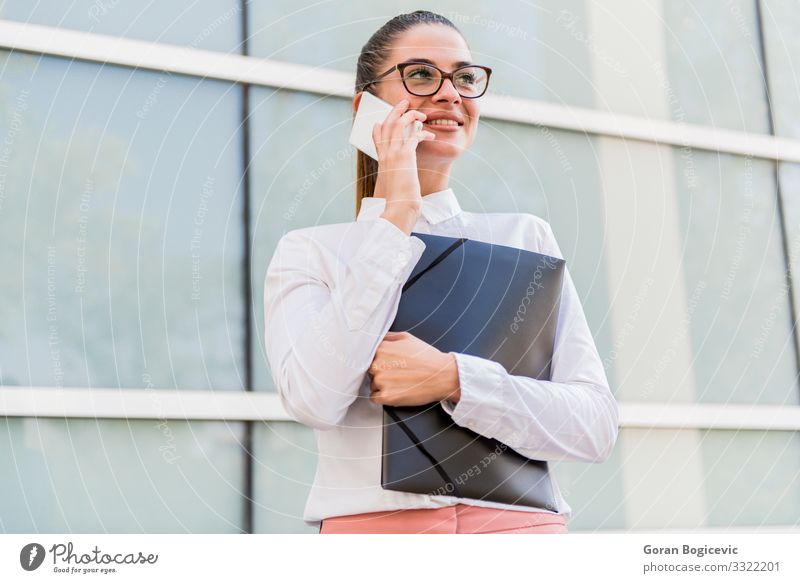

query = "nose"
[{"left": 432, "top": 76, "right": 462, "bottom": 103}]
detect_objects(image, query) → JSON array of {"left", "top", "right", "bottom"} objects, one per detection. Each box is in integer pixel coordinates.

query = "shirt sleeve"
[
  {"left": 264, "top": 217, "right": 426, "bottom": 430},
  {"left": 440, "top": 220, "right": 619, "bottom": 463}
]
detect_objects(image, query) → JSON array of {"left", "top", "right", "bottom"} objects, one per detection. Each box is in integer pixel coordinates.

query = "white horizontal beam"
[
  {"left": 481, "top": 95, "right": 800, "bottom": 163},
  {"left": 1, "top": 386, "right": 799, "bottom": 430},
  {"left": 0, "top": 19, "right": 354, "bottom": 99},
  {"left": 0, "top": 386, "right": 292, "bottom": 421},
  {"left": 1, "top": 19, "right": 800, "bottom": 163},
  {"left": 619, "top": 402, "right": 800, "bottom": 431},
  {"left": 0, "top": 20, "right": 354, "bottom": 97}
]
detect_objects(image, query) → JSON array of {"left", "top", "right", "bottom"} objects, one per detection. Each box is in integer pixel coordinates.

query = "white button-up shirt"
[{"left": 263, "top": 187, "right": 619, "bottom": 528}]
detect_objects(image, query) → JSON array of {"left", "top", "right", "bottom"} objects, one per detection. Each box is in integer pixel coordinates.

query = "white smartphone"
[{"left": 349, "top": 92, "right": 424, "bottom": 160}]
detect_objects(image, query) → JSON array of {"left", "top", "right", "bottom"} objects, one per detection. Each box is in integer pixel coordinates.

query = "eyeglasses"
[{"left": 365, "top": 61, "right": 492, "bottom": 99}]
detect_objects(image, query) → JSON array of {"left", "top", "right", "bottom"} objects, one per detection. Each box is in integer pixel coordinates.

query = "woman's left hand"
[{"left": 368, "top": 331, "right": 461, "bottom": 406}]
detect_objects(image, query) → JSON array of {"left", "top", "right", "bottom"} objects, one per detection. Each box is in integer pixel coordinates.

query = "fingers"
[
  {"left": 406, "top": 126, "right": 436, "bottom": 147},
  {"left": 371, "top": 121, "right": 384, "bottom": 158},
  {"left": 382, "top": 97, "right": 411, "bottom": 126},
  {"left": 372, "top": 98, "right": 412, "bottom": 158},
  {"left": 376, "top": 111, "right": 426, "bottom": 157},
  {"left": 372, "top": 99, "right": 430, "bottom": 158},
  {"left": 388, "top": 110, "right": 426, "bottom": 146}
]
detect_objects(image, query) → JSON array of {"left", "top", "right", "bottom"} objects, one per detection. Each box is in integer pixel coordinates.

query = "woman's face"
[{"left": 356, "top": 24, "right": 481, "bottom": 162}]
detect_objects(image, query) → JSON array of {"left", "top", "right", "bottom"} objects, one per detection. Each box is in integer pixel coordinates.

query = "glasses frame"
[{"left": 366, "top": 60, "right": 492, "bottom": 99}]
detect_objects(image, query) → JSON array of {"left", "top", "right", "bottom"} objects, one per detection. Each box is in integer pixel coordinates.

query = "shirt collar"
[{"left": 356, "top": 187, "right": 462, "bottom": 225}]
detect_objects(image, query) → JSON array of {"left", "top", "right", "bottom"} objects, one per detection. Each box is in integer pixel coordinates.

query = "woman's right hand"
[{"left": 372, "top": 98, "right": 435, "bottom": 234}]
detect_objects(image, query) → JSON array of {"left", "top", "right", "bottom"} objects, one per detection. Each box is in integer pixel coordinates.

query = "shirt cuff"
[{"left": 439, "top": 351, "right": 506, "bottom": 438}]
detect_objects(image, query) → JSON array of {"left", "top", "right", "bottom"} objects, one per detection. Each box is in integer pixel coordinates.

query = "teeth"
[{"left": 426, "top": 119, "right": 459, "bottom": 126}]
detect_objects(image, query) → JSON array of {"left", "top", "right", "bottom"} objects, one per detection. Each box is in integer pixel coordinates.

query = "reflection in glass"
[
  {"left": 0, "top": 0, "right": 242, "bottom": 53},
  {"left": 673, "top": 149, "right": 797, "bottom": 405},
  {"left": 0, "top": 417, "right": 246, "bottom": 532},
  {"left": 252, "top": 421, "right": 318, "bottom": 533},
  {"left": 0, "top": 51, "right": 245, "bottom": 390}
]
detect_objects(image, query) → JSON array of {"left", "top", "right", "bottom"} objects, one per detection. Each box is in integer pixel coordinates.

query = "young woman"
[{"left": 263, "top": 10, "right": 619, "bottom": 534}]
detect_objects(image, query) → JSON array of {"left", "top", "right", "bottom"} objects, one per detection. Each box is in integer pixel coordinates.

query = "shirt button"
[{"left": 467, "top": 419, "right": 476, "bottom": 428}]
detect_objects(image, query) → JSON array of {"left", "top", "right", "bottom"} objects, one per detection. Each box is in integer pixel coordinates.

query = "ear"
[{"left": 353, "top": 91, "right": 364, "bottom": 115}]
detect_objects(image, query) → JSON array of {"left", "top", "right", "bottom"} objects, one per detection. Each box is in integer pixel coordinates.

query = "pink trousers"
[{"left": 319, "top": 503, "right": 568, "bottom": 534}]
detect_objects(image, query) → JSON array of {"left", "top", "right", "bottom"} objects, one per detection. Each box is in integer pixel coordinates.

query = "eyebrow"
[{"left": 403, "top": 57, "right": 474, "bottom": 68}]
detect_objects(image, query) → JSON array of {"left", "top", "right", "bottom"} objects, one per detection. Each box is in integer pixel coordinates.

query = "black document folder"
[{"left": 381, "top": 231, "right": 566, "bottom": 510}]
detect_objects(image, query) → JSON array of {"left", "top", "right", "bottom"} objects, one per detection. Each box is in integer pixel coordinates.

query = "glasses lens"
[
  {"left": 453, "top": 66, "right": 488, "bottom": 97},
  {"left": 402, "top": 64, "right": 441, "bottom": 95}
]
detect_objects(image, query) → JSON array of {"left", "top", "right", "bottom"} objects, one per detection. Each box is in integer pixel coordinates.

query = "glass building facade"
[{"left": 1, "top": 0, "right": 798, "bottom": 532}]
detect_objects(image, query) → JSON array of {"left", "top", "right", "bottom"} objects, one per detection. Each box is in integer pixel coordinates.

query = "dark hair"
[{"left": 353, "top": 10, "right": 463, "bottom": 217}]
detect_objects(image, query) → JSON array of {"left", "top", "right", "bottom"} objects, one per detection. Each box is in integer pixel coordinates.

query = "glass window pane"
[
  {"left": 660, "top": 0, "right": 769, "bottom": 133},
  {"left": 674, "top": 150, "right": 798, "bottom": 405},
  {"left": 762, "top": 0, "right": 800, "bottom": 139},
  {"left": 0, "top": 0, "right": 242, "bottom": 53},
  {"left": 592, "top": 134, "right": 796, "bottom": 405},
  {"left": 701, "top": 429, "right": 800, "bottom": 527},
  {"left": 250, "top": 89, "right": 354, "bottom": 391},
  {"left": 252, "top": 421, "right": 318, "bottom": 533},
  {"left": 0, "top": 417, "right": 246, "bottom": 532},
  {"left": 780, "top": 162, "right": 800, "bottom": 325},
  {"left": 616, "top": 428, "right": 800, "bottom": 529},
  {"left": 551, "top": 443, "right": 627, "bottom": 530},
  {"left": 0, "top": 51, "right": 245, "bottom": 390}
]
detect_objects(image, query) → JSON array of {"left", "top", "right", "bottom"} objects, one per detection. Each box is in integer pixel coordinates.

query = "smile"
[{"left": 424, "top": 120, "right": 461, "bottom": 130}]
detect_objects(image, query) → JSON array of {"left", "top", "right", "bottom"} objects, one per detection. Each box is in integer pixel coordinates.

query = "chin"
[{"left": 419, "top": 139, "right": 467, "bottom": 157}]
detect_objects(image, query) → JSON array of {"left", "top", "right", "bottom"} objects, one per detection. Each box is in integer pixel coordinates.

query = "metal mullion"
[
  {"left": 754, "top": 0, "right": 800, "bottom": 399},
  {"left": 239, "top": 0, "right": 254, "bottom": 535}
]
